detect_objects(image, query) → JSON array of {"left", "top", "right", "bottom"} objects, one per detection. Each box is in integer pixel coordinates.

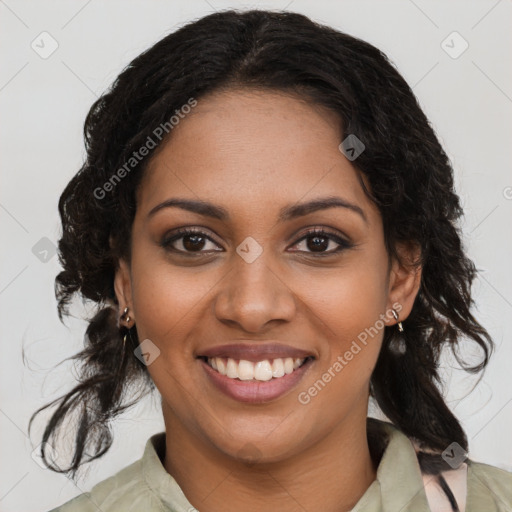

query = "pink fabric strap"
[{"left": 422, "top": 463, "right": 468, "bottom": 512}]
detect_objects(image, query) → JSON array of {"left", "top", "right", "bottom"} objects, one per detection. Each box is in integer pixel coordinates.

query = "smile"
[
  {"left": 203, "top": 356, "right": 310, "bottom": 381},
  {"left": 198, "top": 355, "right": 315, "bottom": 403}
]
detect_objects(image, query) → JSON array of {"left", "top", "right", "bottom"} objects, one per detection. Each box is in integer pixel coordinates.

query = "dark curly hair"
[{"left": 29, "top": 8, "right": 493, "bottom": 493}]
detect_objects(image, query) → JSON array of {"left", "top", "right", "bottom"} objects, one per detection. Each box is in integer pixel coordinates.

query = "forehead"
[{"left": 137, "top": 88, "right": 375, "bottom": 223}]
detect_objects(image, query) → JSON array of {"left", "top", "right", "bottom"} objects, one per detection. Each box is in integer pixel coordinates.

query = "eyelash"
[{"left": 160, "top": 227, "right": 353, "bottom": 257}]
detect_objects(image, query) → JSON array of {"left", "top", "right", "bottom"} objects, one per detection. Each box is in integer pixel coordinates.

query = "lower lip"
[{"left": 199, "top": 358, "right": 314, "bottom": 404}]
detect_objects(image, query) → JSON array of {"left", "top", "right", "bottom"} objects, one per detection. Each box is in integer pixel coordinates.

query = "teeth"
[
  {"left": 226, "top": 358, "right": 238, "bottom": 379},
  {"left": 238, "top": 360, "right": 255, "bottom": 381},
  {"left": 217, "top": 358, "right": 226, "bottom": 375},
  {"left": 254, "top": 360, "right": 273, "bottom": 381},
  {"left": 272, "top": 358, "right": 284, "bottom": 378},
  {"left": 206, "top": 356, "right": 307, "bottom": 381}
]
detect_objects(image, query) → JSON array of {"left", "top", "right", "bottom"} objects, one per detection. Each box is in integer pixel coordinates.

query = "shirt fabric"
[{"left": 48, "top": 419, "right": 512, "bottom": 512}]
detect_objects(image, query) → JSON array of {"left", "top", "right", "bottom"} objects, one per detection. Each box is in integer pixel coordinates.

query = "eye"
[
  {"left": 289, "top": 228, "right": 353, "bottom": 255},
  {"left": 160, "top": 227, "right": 353, "bottom": 256},
  {"left": 160, "top": 227, "right": 222, "bottom": 254}
]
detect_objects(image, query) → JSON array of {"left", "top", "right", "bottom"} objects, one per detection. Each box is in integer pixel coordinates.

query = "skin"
[{"left": 114, "top": 88, "right": 422, "bottom": 512}]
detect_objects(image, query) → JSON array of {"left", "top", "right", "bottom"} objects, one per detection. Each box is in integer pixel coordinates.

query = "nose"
[{"left": 213, "top": 249, "right": 297, "bottom": 333}]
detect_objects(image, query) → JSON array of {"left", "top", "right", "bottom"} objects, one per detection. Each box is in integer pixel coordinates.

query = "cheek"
[
  {"left": 304, "top": 258, "right": 388, "bottom": 337},
  {"left": 129, "top": 245, "right": 216, "bottom": 343},
  {"left": 299, "top": 257, "right": 388, "bottom": 387},
  {"left": 128, "top": 253, "right": 212, "bottom": 404}
]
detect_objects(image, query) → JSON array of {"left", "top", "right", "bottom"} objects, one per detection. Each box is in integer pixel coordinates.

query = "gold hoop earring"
[
  {"left": 389, "top": 308, "right": 406, "bottom": 355},
  {"left": 120, "top": 306, "right": 132, "bottom": 326},
  {"left": 391, "top": 308, "right": 404, "bottom": 332}
]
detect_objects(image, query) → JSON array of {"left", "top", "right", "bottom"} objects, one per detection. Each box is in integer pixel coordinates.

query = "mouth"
[
  {"left": 196, "top": 342, "right": 316, "bottom": 403},
  {"left": 198, "top": 355, "right": 314, "bottom": 382},
  {"left": 197, "top": 345, "right": 316, "bottom": 403}
]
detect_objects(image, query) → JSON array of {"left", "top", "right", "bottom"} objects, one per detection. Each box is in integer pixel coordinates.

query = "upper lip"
[{"left": 197, "top": 343, "right": 315, "bottom": 362}]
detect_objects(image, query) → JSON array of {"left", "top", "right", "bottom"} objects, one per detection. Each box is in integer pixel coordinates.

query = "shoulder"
[
  {"left": 47, "top": 433, "right": 168, "bottom": 512},
  {"left": 369, "top": 419, "right": 512, "bottom": 510},
  {"left": 47, "top": 458, "right": 160, "bottom": 512},
  {"left": 467, "top": 459, "right": 512, "bottom": 510}
]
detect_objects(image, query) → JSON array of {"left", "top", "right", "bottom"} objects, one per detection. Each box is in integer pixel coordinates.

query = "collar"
[
  {"left": 141, "top": 431, "right": 196, "bottom": 511},
  {"left": 140, "top": 418, "right": 432, "bottom": 512},
  {"left": 354, "top": 420, "right": 432, "bottom": 511}
]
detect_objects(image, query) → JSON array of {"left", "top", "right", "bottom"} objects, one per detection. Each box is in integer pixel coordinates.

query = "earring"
[
  {"left": 391, "top": 308, "right": 404, "bottom": 332},
  {"left": 120, "top": 306, "right": 132, "bottom": 326},
  {"left": 389, "top": 308, "right": 406, "bottom": 355}
]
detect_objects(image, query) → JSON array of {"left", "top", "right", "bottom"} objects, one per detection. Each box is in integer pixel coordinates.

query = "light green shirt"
[{"left": 49, "top": 419, "right": 512, "bottom": 511}]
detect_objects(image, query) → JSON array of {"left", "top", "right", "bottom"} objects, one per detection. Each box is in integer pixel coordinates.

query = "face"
[{"left": 115, "top": 88, "right": 421, "bottom": 463}]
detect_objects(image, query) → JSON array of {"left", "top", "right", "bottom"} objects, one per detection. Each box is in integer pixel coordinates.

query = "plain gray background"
[{"left": 1, "top": 1, "right": 511, "bottom": 510}]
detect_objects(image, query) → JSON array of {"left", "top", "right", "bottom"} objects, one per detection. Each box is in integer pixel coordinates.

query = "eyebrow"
[{"left": 147, "top": 196, "right": 367, "bottom": 224}]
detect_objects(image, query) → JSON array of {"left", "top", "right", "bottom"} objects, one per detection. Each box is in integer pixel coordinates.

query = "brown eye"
[
  {"left": 160, "top": 228, "right": 222, "bottom": 254},
  {"left": 182, "top": 233, "right": 207, "bottom": 251},
  {"left": 291, "top": 229, "right": 353, "bottom": 255}
]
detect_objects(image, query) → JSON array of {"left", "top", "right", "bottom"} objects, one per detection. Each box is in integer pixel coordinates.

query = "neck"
[{"left": 162, "top": 406, "right": 377, "bottom": 512}]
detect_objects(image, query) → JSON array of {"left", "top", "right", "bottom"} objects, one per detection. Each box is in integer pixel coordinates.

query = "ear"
[
  {"left": 385, "top": 241, "right": 422, "bottom": 325},
  {"left": 114, "top": 258, "right": 134, "bottom": 325}
]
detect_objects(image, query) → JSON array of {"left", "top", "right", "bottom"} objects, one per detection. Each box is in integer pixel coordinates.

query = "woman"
[{"left": 30, "top": 9, "right": 512, "bottom": 512}]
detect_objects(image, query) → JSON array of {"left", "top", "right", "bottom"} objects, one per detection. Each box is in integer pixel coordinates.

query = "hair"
[{"left": 29, "top": 8, "right": 493, "bottom": 499}]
